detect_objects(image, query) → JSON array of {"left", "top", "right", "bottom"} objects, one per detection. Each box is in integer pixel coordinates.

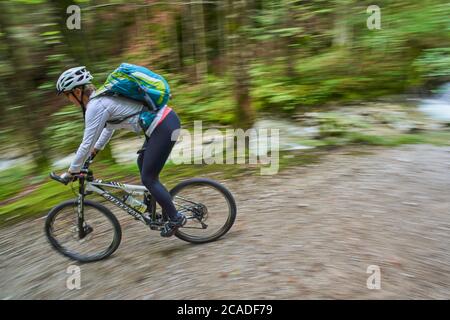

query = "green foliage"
[
  {"left": 171, "top": 75, "right": 236, "bottom": 125},
  {"left": 12, "top": 0, "right": 46, "bottom": 4},
  {"left": 250, "top": 49, "right": 400, "bottom": 111},
  {"left": 414, "top": 48, "right": 450, "bottom": 79},
  {"left": 0, "top": 178, "right": 75, "bottom": 225},
  {"left": 250, "top": 62, "right": 306, "bottom": 111},
  {"left": 44, "top": 105, "right": 84, "bottom": 156},
  {"left": 0, "top": 165, "right": 31, "bottom": 202}
]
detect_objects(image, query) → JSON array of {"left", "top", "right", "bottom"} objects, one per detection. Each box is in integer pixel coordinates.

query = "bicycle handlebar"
[
  {"left": 49, "top": 153, "right": 96, "bottom": 185},
  {"left": 49, "top": 172, "right": 70, "bottom": 185}
]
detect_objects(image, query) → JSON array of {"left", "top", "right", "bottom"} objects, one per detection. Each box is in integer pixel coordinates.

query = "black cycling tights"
[{"left": 137, "top": 110, "right": 181, "bottom": 221}]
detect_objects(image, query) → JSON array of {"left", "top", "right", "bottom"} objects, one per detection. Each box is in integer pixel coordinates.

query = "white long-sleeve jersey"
[{"left": 69, "top": 94, "right": 144, "bottom": 173}]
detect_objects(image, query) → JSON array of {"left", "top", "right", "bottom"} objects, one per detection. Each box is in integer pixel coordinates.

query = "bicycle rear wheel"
[
  {"left": 45, "top": 199, "right": 121, "bottom": 262},
  {"left": 171, "top": 178, "right": 237, "bottom": 244}
]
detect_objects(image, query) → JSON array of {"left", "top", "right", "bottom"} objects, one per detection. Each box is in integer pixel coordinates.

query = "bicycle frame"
[
  {"left": 78, "top": 176, "right": 205, "bottom": 229},
  {"left": 65, "top": 158, "right": 204, "bottom": 234},
  {"left": 77, "top": 176, "right": 203, "bottom": 232},
  {"left": 76, "top": 173, "right": 155, "bottom": 228}
]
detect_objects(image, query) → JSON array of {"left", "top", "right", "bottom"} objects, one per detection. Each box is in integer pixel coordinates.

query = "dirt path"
[{"left": 1, "top": 145, "right": 450, "bottom": 299}]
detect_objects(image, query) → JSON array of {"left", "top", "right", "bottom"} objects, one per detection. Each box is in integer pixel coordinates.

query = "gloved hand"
[{"left": 61, "top": 171, "right": 78, "bottom": 184}]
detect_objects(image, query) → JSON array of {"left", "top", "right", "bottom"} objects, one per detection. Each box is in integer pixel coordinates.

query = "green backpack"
[
  {"left": 96, "top": 62, "right": 171, "bottom": 111},
  {"left": 96, "top": 63, "right": 171, "bottom": 132}
]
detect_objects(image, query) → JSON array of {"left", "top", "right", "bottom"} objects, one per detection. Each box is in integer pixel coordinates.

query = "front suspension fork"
[
  {"left": 77, "top": 176, "right": 88, "bottom": 239},
  {"left": 77, "top": 193, "right": 86, "bottom": 239}
]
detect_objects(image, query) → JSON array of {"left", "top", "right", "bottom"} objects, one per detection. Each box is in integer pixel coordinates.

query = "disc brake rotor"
[{"left": 192, "top": 204, "right": 208, "bottom": 222}]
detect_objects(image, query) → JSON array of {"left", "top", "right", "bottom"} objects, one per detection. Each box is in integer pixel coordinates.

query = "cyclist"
[{"left": 56, "top": 66, "right": 186, "bottom": 237}]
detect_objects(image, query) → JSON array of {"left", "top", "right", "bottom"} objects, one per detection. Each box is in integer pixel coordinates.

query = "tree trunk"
[
  {"left": 168, "top": 13, "right": 181, "bottom": 73},
  {"left": 49, "top": 0, "right": 91, "bottom": 64},
  {"left": 230, "top": 0, "right": 256, "bottom": 130},
  {"left": 284, "top": 0, "right": 298, "bottom": 79},
  {"left": 216, "top": 0, "right": 227, "bottom": 75},
  {"left": 191, "top": 1, "right": 208, "bottom": 83},
  {"left": 332, "top": 0, "right": 352, "bottom": 48},
  {"left": 181, "top": 1, "right": 195, "bottom": 81},
  {"left": 0, "top": 2, "right": 51, "bottom": 173}
]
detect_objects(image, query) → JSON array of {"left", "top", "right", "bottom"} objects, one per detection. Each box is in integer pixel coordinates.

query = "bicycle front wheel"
[
  {"left": 45, "top": 199, "right": 122, "bottom": 262},
  {"left": 171, "top": 178, "right": 237, "bottom": 244}
]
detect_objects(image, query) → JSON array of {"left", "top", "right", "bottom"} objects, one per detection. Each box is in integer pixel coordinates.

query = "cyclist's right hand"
[
  {"left": 50, "top": 171, "right": 77, "bottom": 185},
  {"left": 61, "top": 172, "right": 76, "bottom": 184}
]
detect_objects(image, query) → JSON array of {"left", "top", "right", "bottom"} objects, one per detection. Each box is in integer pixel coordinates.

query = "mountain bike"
[{"left": 45, "top": 156, "right": 237, "bottom": 263}]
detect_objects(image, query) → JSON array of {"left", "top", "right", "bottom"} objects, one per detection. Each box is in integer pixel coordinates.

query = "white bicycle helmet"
[{"left": 56, "top": 66, "right": 93, "bottom": 94}]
